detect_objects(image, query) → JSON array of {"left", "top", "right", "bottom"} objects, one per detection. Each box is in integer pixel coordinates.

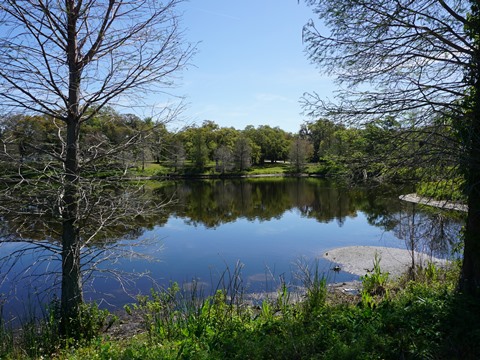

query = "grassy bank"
[
  {"left": 125, "top": 161, "right": 335, "bottom": 179},
  {"left": 1, "top": 262, "right": 479, "bottom": 359}
]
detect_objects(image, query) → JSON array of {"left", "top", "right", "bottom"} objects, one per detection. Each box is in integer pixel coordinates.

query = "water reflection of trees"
[
  {"left": 153, "top": 179, "right": 462, "bottom": 258},
  {"left": 0, "top": 185, "right": 168, "bottom": 244},
  {"left": 2, "top": 178, "right": 397, "bottom": 238},
  {"left": 0, "top": 183, "right": 170, "bottom": 300},
  {"left": 1, "top": 179, "right": 462, "bottom": 251},
  {"left": 1, "top": 179, "right": 463, "bottom": 285},
  {"left": 393, "top": 203, "right": 463, "bottom": 259},
  {"left": 154, "top": 178, "right": 365, "bottom": 227}
]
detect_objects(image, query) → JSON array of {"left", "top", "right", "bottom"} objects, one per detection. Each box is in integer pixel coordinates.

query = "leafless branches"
[
  {"left": 0, "top": 0, "right": 193, "bottom": 326},
  {"left": 302, "top": 0, "right": 470, "bottom": 125},
  {"left": 0, "top": 0, "right": 194, "bottom": 122}
]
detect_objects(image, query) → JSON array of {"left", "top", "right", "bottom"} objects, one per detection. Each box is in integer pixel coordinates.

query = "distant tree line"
[{"left": 1, "top": 107, "right": 456, "bottom": 179}]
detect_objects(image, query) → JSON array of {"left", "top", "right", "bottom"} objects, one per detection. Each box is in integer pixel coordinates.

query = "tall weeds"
[
  {"left": 2, "top": 260, "right": 478, "bottom": 359},
  {"left": 0, "top": 300, "right": 116, "bottom": 359},
  {"left": 0, "top": 302, "right": 14, "bottom": 358}
]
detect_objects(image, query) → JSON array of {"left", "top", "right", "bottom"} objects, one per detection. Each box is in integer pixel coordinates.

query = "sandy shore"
[
  {"left": 323, "top": 246, "right": 448, "bottom": 279},
  {"left": 399, "top": 193, "right": 467, "bottom": 212}
]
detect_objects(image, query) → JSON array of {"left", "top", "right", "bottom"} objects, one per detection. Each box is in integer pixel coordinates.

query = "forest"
[{"left": 0, "top": 107, "right": 460, "bottom": 192}]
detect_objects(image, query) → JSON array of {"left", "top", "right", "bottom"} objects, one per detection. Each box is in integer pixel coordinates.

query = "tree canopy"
[
  {"left": 302, "top": 0, "right": 480, "bottom": 294},
  {"left": 302, "top": 0, "right": 470, "bottom": 124}
]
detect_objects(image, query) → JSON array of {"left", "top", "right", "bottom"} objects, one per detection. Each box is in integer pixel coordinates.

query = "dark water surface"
[{"left": 0, "top": 178, "right": 462, "bottom": 316}]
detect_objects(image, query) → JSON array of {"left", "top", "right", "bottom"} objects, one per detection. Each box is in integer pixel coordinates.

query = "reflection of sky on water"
[
  {"left": 0, "top": 196, "right": 462, "bottom": 318},
  {"left": 83, "top": 208, "right": 403, "bottom": 309}
]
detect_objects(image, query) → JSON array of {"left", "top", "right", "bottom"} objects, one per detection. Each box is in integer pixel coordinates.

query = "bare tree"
[
  {"left": 302, "top": 0, "right": 480, "bottom": 295},
  {"left": 168, "top": 140, "right": 186, "bottom": 173},
  {"left": 289, "top": 138, "right": 313, "bottom": 173},
  {"left": 214, "top": 145, "right": 234, "bottom": 174},
  {"left": 233, "top": 136, "right": 252, "bottom": 171},
  {"left": 0, "top": 0, "right": 193, "bottom": 336}
]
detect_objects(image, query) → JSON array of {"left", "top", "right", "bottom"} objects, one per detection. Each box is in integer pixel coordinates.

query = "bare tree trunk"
[
  {"left": 460, "top": 91, "right": 480, "bottom": 295},
  {"left": 460, "top": 4, "right": 480, "bottom": 296},
  {"left": 60, "top": 119, "right": 83, "bottom": 335},
  {"left": 60, "top": 2, "right": 83, "bottom": 335},
  {"left": 409, "top": 205, "right": 416, "bottom": 281},
  {"left": 0, "top": 0, "right": 192, "bottom": 339},
  {"left": 462, "top": 183, "right": 480, "bottom": 295}
]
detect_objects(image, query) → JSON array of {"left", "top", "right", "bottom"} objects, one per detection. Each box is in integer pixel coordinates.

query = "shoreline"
[
  {"left": 399, "top": 193, "right": 467, "bottom": 212},
  {"left": 323, "top": 245, "right": 448, "bottom": 279},
  {"left": 120, "top": 172, "right": 319, "bottom": 181},
  {"left": 110, "top": 246, "right": 448, "bottom": 338}
]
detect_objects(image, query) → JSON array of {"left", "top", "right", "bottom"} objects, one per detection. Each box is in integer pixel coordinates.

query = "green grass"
[
  {"left": 1, "top": 160, "right": 339, "bottom": 181},
  {"left": 126, "top": 162, "right": 170, "bottom": 177},
  {"left": 125, "top": 161, "right": 342, "bottom": 178},
  {"left": 246, "top": 163, "right": 289, "bottom": 175},
  {"left": 2, "top": 262, "right": 479, "bottom": 360},
  {"left": 304, "top": 159, "right": 350, "bottom": 177}
]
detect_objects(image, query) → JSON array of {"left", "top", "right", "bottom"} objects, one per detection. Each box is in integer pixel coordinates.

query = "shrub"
[{"left": 361, "top": 253, "right": 389, "bottom": 297}]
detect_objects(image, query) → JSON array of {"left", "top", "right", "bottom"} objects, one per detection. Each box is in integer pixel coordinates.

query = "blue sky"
[{"left": 172, "top": 1, "right": 334, "bottom": 133}]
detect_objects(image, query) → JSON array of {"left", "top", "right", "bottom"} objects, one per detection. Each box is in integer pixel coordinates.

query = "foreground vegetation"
[{"left": 1, "top": 261, "right": 478, "bottom": 359}]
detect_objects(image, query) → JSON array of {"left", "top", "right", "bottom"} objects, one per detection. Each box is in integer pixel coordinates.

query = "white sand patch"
[
  {"left": 399, "top": 193, "right": 467, "bottom": 212},
  {"left": 323, "top": 246, "right": 448, "bottom": 278}
]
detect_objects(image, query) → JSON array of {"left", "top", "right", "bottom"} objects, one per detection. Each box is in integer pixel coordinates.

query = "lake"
[{"left": 0, "top": 178, "right": 462, "bottom": 316}]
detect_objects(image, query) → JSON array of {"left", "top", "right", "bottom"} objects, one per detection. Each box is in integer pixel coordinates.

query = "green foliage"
[
  {"left": 132, "top": 282, "right": 183, "bottom": 341},
  {"left": 417, "top": 178, "right": 466, "bottom": 202},
  {"left": 361, "top": 253, "right": 389, "bottom": 298},
  {"left": 0, "top": 302, "right": 13, "bottom": 359},
  {"left": 300, "top": 263, "right": 328, "bottom": 314},
  {"left": 74, "top": 303, "right": 117, "bottom": 343},
  {"left": 0, "top": 301, "right": 117, "bottom": 359},
  {"left": 127, "top": 162, "right": 170, "bottom": 177},
  {"left": 2, "top": 113, "right": 461, "bottom": 185},
  {"left": 22, "top": 304, "right": 61, "bottom": 357},
  {"left": 306, "top": 156, "right": 350, "bottom": 178},
  {"left": 3, "top": 266, "right": 480, "bottom": 359}
]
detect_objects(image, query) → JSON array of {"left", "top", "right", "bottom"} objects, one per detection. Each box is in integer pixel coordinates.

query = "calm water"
[{"left": 0, "top": 178, "right": 462, "bottom": 315}]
